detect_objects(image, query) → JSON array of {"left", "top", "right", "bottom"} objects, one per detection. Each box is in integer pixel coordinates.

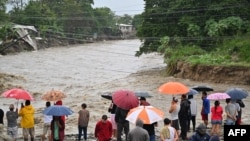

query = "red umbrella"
[
  {"left": 112, "top": 89, "right": 139, "bottom": 110},
  {"left": 1, "top": 88, "right": 34, "bottom": 100},
  {"left": 158, "top": 81, "right": 189, "bottom": 95}
]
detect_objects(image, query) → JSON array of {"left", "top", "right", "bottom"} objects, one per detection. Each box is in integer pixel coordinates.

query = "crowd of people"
[{"left": 0, "top": 91, "right": 246, "bottom": 141}]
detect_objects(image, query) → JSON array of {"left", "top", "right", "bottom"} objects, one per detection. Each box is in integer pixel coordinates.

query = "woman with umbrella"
[
  {"left": 210, "top": 101, "right": 223, "bottom": 136},
  {"left": 51, "top": 116, "right": 65, "bottom": 141}
]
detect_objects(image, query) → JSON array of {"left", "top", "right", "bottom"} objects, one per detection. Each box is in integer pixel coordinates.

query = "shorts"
[
  {"left": 7, "top": 126, "right": 18, "bottom": 139},
  {"left": 23, "top": 127, "right": 35, "bottom": 139},
  {"left": 201, "top": 114, "right": 208, "bottom": 121},
  {"left": 211, "top": 120, "right": 222, "bottom": 125},
  {"left": 43, "top": 123, "right": 51, "bottom": 135},
  {"left": 110, "top": 114, "right": 117, "bottom": 129},
  {"left": 171, "top": 119, "right": 179, "bottom": 130}
]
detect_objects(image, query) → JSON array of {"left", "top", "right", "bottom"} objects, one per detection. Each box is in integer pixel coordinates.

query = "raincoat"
[{"left": 19, "top": 105, "right": 35, "bottom": 128}]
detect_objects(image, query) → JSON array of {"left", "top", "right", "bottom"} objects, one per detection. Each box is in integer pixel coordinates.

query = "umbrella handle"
[{"left": 16, "top": 99, "right": 19, "bottom": 108}]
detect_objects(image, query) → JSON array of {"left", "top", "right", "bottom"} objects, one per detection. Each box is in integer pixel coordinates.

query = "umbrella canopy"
[
  {"left": 207, "top": 93, "right": 230, "bottom": 100},
  {"left": 43, "top": 105, "right": 74, "bottom": 116},
  {"left": 225, "top": 88, "right": 248, "bottom": 100},
  {"left": 191, "top": 85, "right": 214, "bottom": 92},
  {"left": 158, "top": 82, "right": 189, "bottom": 95},
  {"left": 41, "top": 89, "right": 66, "bottom": 101},
  {"left": 126, "top": 106, "right": 164, "bottom": 124},
  {"left": 112, "top": 89, "right": 139, "bottom": 110},
  {"left": 101, "top": 92, "right": 112, "bottom": 100},
  {"left": 135, "top": 91, "right": 153, "bottom": 98},
  {"left": 1, "top": 88, "right": 34, "bottom": 100},
  {"left": 188, "top": 88, "right": 199, "bottom": 95}
]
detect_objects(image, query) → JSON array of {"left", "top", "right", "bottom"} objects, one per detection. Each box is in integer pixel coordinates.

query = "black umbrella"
[
  {"left": 191, "top": 85, "right": 214, "bottom": 92},
  {"left": 225, "top": 88, "right": 248, "bottom": 100},
  {"left": 101, "top": 92, "right": 112, "bottom": 100}
]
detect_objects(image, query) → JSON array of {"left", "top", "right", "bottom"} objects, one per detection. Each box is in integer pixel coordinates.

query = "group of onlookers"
[{"left": 0, "top": 91, "right": 245, "bottom": 141}]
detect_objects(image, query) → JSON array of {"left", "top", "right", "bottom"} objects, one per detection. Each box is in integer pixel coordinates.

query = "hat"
[
  {"left": 9, "top": 104, "right": 14, "bottom": 109},
  {"left": 196, "top": 123, "right": 207, "bottom": 135}
]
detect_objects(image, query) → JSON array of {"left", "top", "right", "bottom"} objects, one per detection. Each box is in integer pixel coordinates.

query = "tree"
[
  {"left": 0, "top": 0, "right": 8, "bottom": 24},
  {"left": 136, "top": 0, "right": 250, "bottom": 56}
]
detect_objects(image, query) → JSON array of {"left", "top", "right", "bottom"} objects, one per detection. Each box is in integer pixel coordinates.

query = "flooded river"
[{"left": 0, "top": 39, "right": 165, "bottom": 93}]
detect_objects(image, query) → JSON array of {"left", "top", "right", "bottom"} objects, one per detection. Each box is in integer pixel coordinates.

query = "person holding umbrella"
[
  {"left": 6, "top": 104, "right": 19, "bottom": 141},
  {"left": 169, "top": 97, "right": 180, "bottom": 136},
  {"left": 210, "top": 101, "right": 223, "bottom": 136},
  {"left": 51, "top": 116, "right": 65, "bottom": 141},
  {"left": 41, "top": 102, "right": 52, "bottom": 141},
  {"left": 108, "top": 100, "right": 117, "bottom": 140}
]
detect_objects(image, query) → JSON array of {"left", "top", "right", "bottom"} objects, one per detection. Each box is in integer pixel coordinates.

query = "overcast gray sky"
[{"left": 93, "top": 0, "right": 145, "bottom": 16}]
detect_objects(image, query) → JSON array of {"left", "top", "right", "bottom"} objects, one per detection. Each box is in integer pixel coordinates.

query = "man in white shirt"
[{"left": 42, "top": 102, "right": 52, "bottom": 141}]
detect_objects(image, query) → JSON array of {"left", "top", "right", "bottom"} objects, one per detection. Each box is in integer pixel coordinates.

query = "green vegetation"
[{"left": 136, "top": 0, "right": 250, "bottom": 74}]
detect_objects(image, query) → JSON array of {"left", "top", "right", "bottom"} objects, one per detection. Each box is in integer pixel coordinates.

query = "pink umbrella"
[
  {"left": 207, "top": 92, "right": 230, "bottom": 100},
  {"left": 1, "top": 88, "right": 34, "bottom": 107},
  {"left": 1, "top": 88, "right": 34, "bottom": 100},
  {"left": 112, "top": 89, "right": 139, "bottom": 110}
]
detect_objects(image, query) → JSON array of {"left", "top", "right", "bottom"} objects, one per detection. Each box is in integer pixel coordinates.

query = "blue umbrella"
[
  {"left": 225, "top": 88, "right": 248, "bottom": 100},
  {"left": 188, "top": 88, "right": 199, "bottom": 95},
  {"left": 43, "top": 105, "right": 74, "bottom": 116}
]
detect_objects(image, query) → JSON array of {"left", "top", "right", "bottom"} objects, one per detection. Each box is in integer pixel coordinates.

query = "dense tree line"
[{"left": 136, "top": 0, "right": 250, "bottom": 56}]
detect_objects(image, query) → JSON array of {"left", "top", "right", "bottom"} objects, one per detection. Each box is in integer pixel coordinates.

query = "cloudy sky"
[{"left": 93, "top": 0, "right": 145, "bottom": 16}]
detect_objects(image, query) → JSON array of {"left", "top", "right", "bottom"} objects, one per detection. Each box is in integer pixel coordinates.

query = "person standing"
[
  {"left": 210, "top": 101, "right": 223, "bottom": 136},
  {"left": 115, "top": 107, "right": 130, "bottom": 141},
  {"left": 236, "top": 99, "right": 245, "bottom": 125},
  {"left": 78, "top": 103, "right": 90, "bottom": 141},
  {"left": 140, "top": 97, "right": 156, "bottom": 141},
  {"left": 225, "top": 98, "right": 237, "bottom": 125},
  {"left": 160, "top": 118, "right": 178, "bottom": 141},
  {"left": 6, "top": 104, "right": 18, "bottom": 141},
  {"left": 42, "top": 102, "right": 53, "bottom": 141},
  {"left": 188, "top": 95, "right": 197, "bottom": 132},
  {"left": 178, "top": 94, "right": 191, "bottom": 141},
  {"left": 108, "top": 101, "right": 117, "bottom": 140},
  {"left": 128, "top": 118, "right": 149, "bottom": 141},
  {"left": 94, "top": 115, "right": 112, "bottom": 141},
  {"left": 51, "top": 116, "right": 65, "bottom": 141},
  {"left": 201, "top": 92, "right": 210, "bottom": 128},
  {"left": 168, "top": 97, "right": 180, "bottom": 136},
  {"left": 0, "top": 108, "right": 4, "bottom": 125},
  {"left": 19, "top": 100, "right": 35, "bottom": 141}
]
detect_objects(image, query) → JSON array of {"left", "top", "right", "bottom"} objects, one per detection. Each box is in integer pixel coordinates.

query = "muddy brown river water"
[{"left": 0, "top": 39, "right": 249, "bottom": 140}]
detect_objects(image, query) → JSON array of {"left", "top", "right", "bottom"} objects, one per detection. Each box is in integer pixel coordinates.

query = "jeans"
[
  {"left": 117, "top": 122, "right": 129, "bottom": 141},
  {"left": 149, "top": 134, "right": 155, "bottom": 141},
  {"left": 226, "top": 119, "right": 235, "bottom": 125},
  {"left": 78, "top": 125, "right": 87, "bottom": 140}
]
